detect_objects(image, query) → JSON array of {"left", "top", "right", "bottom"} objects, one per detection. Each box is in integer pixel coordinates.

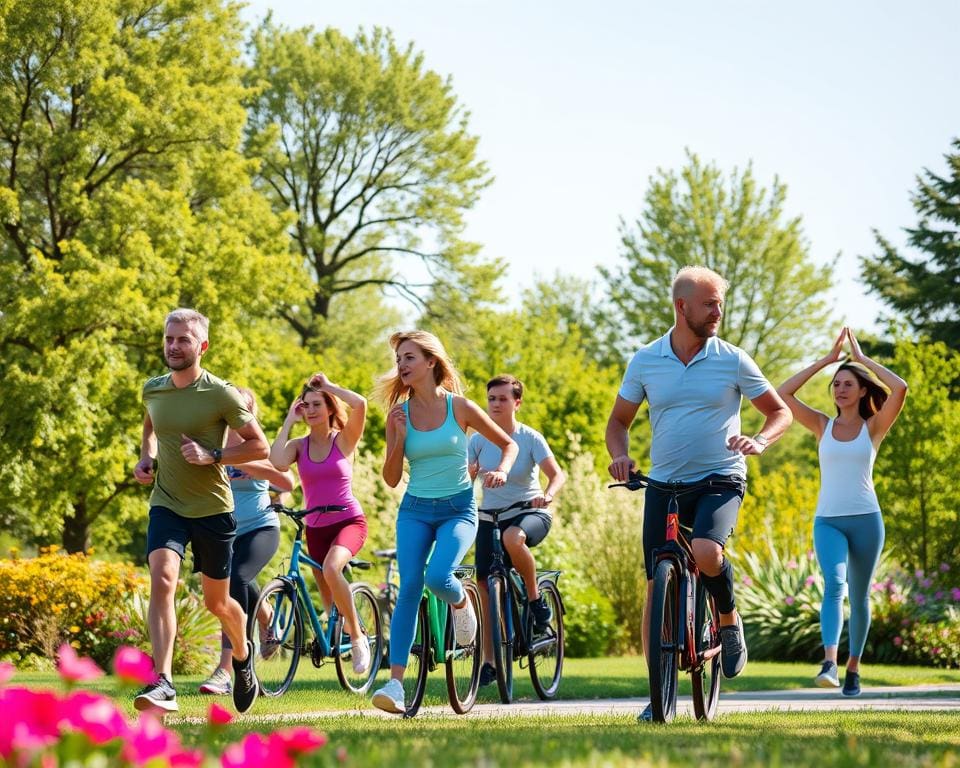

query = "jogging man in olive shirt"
[{"left": 132, "top": 308, "right": 268, "bottom": 714}]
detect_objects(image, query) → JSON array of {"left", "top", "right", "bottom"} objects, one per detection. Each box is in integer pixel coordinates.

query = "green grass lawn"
[{"left": 13, "top": 659, "right": 960, "bottom": 767}]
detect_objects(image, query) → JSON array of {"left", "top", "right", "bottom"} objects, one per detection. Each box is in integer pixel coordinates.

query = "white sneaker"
[
  {"left": 453, "top": 597, "right": 477, "bottom": 646},
  {"left": 351, "top": 636, "right": 371, "bottom": 675},
  {"left": 372, "top": 678, "right": 405, "bottom": 714}
]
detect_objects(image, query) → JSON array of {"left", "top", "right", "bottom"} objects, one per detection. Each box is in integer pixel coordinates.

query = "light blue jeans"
[
  {"left": 814, "top": 512, "right": 884, "bottom": 658},
  {"left": 389, "top": 488, "right": 477, "bottom": 667}
]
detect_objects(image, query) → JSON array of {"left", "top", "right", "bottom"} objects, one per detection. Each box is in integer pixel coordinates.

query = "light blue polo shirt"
[{"left": 618, "top": 330, "right": 770, "bottom": 483}]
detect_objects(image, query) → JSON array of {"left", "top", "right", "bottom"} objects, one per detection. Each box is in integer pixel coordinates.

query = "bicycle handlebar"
[
  {"left": 608, "top": 471, "right": 743, "bottom": 495},
  {"left": 268, "top": 502, "right": 348, "bottom": 521}
]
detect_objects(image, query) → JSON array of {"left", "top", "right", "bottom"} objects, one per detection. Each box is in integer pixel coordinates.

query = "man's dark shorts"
[
  {"left": 642, "top": 474, "right": 745, "bottom": 580},
  {"left": 475, "top": 510, "right": 552, "bottom": 581},
  {"left": 146, "top": 505, "right": 236, "bottom": 579}
]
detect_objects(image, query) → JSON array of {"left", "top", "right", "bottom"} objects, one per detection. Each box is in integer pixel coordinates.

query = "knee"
[
  {"left": 150, "top": 566, "right": 178, "bottom": 596},
  {"left": 203, "top": 593, "right": 231, "bottom": 618},
  {"left": 822, "top": 573, "right": 845, "bottom": 598},
  {"left": 692, "top": 540, "right": 723, "bottom": 574},
  {"left": 322, "top": 557, "right": 347, "bottom": 585},
  {"left": 502, "top": 527, "right": 527, "bottom": 555}
]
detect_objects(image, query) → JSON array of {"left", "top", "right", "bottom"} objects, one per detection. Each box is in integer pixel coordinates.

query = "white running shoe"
[
  {"left": 351, "top": 636, "right": 371, "bottom": 675},
  {"left": 453, "top": 597, "right": 477, "bottom": 646},
  {"left": 372, "top": 678, "right": 406, "bottom": 714}
]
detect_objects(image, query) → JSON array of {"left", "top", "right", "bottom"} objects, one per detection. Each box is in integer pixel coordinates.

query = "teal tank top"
[{"left": 403, "top": 393, "right": 471, "bottom": 498}]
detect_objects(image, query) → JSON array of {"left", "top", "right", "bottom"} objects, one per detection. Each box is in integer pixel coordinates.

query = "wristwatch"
[
  {"left": 211, "top": 447, "right": 223, "bottom": 464},
  {"left": 753, "top": 434, "right": 769, "bottom": 448}
]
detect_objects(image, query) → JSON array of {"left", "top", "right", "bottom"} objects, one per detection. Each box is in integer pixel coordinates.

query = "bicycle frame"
[{"left": 281, "top": 535, "right": 341, "bottom": 659}]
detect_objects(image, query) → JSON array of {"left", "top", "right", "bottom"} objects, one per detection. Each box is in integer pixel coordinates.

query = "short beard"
[
  {"left": 684, "top": 313, "right": 719, "bottom": 340},
  {"left": 165, "top": 354, "right": 195, "bottom": 371}
]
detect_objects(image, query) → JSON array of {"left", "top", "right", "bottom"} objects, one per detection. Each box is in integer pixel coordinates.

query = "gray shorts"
[{"left": 642, "top": 474, "right": 745, "bottom": 580}]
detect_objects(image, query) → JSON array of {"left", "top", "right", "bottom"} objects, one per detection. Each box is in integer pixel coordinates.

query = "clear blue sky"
[{"left": 243, "top": 0, "right": 960, "bottom": 336}]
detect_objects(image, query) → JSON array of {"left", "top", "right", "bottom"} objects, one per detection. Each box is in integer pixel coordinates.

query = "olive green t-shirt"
[{"left": 143, "top": 370, "right": 254, "bottom": 519}]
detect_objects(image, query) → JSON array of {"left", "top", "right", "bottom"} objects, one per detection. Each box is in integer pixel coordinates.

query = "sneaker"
[
  {"left": 134, "top": 674, "right": 178, "bottom": 712},
  {"left": 198, "top": 667, "right": 232, "bottom": 696},
  {"left": 259, "top": 629, "right": 281, "bottom": 661},
  {"left": 479, "top": 662, "right": 497, "bottom": 687},
  {"left": 452, "top": 598, "right": 477, "bottom": 646},
  {"left": 529, "top": 596, "right": 553, "bottom": 633},
  {"left": 718, "top": 614, "right": 748, "bottom": 678},
  {"left": 231, "top": 640, "right": 259, "bottom": 714},
  {"left": 372, "top": 678, "right": 406, "bottom": 714},
  {"left": 351, "top": 636, "right": 371, "bottom": 675},
  {"left": 842, "top": 671, "right": 861, "bottom": 697},
  {"left": 815, "top": 660, "right": 840, "bottom": 688},
  {"left": 637, "top": 702, "right": 653, "bottom": 723}
]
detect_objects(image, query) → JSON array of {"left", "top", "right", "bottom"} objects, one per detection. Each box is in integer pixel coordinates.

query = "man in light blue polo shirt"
[{"left": 605, "top": 266, "right": 792, "bottom": 722}]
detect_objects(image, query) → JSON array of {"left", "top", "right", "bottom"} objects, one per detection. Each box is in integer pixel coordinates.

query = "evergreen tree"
[{"left": 861, "top": 138, "right": 960, "bottom": 348}]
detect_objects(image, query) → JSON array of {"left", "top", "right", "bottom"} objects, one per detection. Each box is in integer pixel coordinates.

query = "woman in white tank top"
[{"left": 778, "top": 327, "right": 907, "bottom": 696}]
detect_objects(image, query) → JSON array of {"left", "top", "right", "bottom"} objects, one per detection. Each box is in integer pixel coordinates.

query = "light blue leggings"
[
  {"left": 813, "top": 512, "right": 884, "bottom": 658},
  {"left": 389, "top": 488, "right": 478, "bottom": 667}
]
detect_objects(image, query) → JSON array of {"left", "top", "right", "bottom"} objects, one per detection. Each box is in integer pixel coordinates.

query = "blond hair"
[
  {"left": 375, "top": 330, "right": 464, "bottom": 408},
  {"left": 165, "top": 308, "right": 210, "bottom": 343},
  {"left": 671, "top": 266, "right": 729, "bottom": 302}
]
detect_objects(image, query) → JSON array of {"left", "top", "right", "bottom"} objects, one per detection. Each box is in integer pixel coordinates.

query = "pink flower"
[
  {"left": 915, "top": 569, "right": 925, "bottom": 579},
  {"left": 57, "top": 643, "right": 104, "bottom": 684},
  {"left": 915, "top": 594, "right": 926, "bottom": 606},
  {"left": 0, "top": 687, "right": 62, "bottom": 758},
  {"left": 741, "top": 576, "right": 753, "bottom": 586},
  {"left": 208, "top": 702, "right": 233, "bottom": 726},
  {"left": 60, "top": 690, "right": 129, "bottom": 745},
  {"left": 113, "top": 646, "right": 156, "bottom": 686},
  {"left": 786, "top": 559, "right": 798, "bottom": 570},
  {"left": 222, "top": 733, "right": 294, "bottom": 768},
  {"left": 935, "top": 591, "right": 945, "bottom": 600},
  {"left": 124, "top": 714, "right": 185, "bottom": 766},
  {"left": 933, "top": 647, "right": 942, "bottom": 655},
  {"left": 805, "top": 575, "right": 817, "bottom": 588},
  {"left": 336, "top": 746, "right": 349, "bottom": 763},
  {"left": 0, "top": 663, "right": 13, "bottom": 687},
  {"left": 921, "top": 578, "right": 933, "bottom": 588},
  {"left": 940, "top": 562, "right": 950, "bottom": 573},
  {"left": 270, "top": 726, "right": 327, "bottom": 756},
  {"left": 952, "top": 588, "right": 960, "bottom": 601},
  {"left": 893, "top": 636, "right": 902, "bottom": 646},
  {"left": 784, "top": 596, "right": 795, "bottom": 606}
]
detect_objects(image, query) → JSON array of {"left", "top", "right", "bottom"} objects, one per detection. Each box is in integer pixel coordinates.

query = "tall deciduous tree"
[
  {"left": 0, "top": 0, "right": 301, "bottom": 553},
  {"left": 600, "top": 151, "right": 835, "bottom": 380},
  {"left": 861, "top": 138, "right": 960, "bottom": 348},
  {"left": 873, "top": 339, "right": 960, "bottom": 573},
  {"left": 244, "top": 22, "right": 495, "bottom": 348}
]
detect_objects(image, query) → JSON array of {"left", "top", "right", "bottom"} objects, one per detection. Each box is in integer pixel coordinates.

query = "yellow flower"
[{"left": 70, "top": 625, "right": 80, "bottom": 633}]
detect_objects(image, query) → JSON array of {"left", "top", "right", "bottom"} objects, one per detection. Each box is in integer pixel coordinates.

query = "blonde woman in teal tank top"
[{"left": 370, "top": 330, "right": 518, "bottom": 715}]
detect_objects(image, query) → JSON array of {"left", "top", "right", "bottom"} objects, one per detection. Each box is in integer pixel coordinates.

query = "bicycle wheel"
[
  {"left": 488, "top": 574, "right": 514, "bottom": 704},
  {"left": 445, "top": 579, "right": 482, "bottom": 714},
  {"left": 402, "top": 597, "right": 431, "bottom": 718},
  {"left": 528, "top": 579, "right": 564, "bottom": 700},
  {"left": 252, "top": 578, "right": 303, "bottom": 697},
  {"left": 648, "top": 559, "right": 680, "bottom": 723},
  {"left": 691, "top": 579, "right": 722, "bottom": 720},
  {"left": 334, "top": 582, "right": 384, "bottom": 694}
]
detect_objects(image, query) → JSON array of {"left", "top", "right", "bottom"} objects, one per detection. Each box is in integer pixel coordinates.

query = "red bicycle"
[{"left": 611, "top": 471, "right": 743, "bottom": 722}]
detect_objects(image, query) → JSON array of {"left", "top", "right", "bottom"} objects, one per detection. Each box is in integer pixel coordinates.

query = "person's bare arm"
[
  {"left": 848, "top": 328, "right": 908, "bottom": 442},
  {"left": 459, "top": 398, "right": 518, "bottom": 488},
  {"left": 382, "top": 405, "right": 407, "bottom": 488},
  {"left": 133, "top": 412, "right": 156, "bottom": 484},
  {"left": 727, "top": 389, "right": 793, "bottom": 456},
  {"left": 605, "top": 396, "right": 641, "bottom": 481}
]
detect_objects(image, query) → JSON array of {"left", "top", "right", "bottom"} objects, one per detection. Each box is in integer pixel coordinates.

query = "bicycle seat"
[{"left": 373, "top": 548, "right": 397, "bottom": 559}]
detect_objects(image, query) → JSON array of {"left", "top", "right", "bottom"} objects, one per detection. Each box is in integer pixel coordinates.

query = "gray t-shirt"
[
  {"left": 469, "top": 423, "right": 553, "bottom": 522},
  {"left": 618, "top": 330, "right": 770, "bottom": 483}
]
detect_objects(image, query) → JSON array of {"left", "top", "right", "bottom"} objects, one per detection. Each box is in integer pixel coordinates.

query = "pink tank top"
[{"left": 297, "top": 434, "right": 364, "bottom": 528}]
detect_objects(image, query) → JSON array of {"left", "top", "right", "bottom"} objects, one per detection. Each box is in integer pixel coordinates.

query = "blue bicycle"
[{"left": 252, "top": 503, "right": 383, "bottom": 696}]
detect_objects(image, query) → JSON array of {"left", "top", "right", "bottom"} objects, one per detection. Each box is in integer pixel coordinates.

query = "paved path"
[{"left": 219, "top": 684, "right": 960, "bottom": 725}]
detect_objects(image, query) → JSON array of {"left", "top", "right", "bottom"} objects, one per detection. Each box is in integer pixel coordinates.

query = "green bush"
[
  {"left": 559, "top": 578, "right": 621, "bottom": 658},
  {"left": 730, "top": 542, "right": 828, "bottom": 661},
  {"left": 867, "top": 563, "right": 960, "bottom": 668}
]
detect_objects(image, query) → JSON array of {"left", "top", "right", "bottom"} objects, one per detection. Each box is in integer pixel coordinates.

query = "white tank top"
[{"left": 814, "top": 418, "right": 882, "bottom": 518}]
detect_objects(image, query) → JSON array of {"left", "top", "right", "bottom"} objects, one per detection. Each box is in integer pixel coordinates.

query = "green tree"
[
  {"left": 243, "top": 22, "right": 494, "bottom": 347},
  {"left": 861, "top": 138, "right": 960, "bottom": 348},
  {"left": 873, "top": 339, "right": 960, "bottom": 573},
  {"left": 600, "top": 151, "right": 836, "bottom": 380},
  {"left": 0, "top": 0, "right": 301, "bottom": 553}
]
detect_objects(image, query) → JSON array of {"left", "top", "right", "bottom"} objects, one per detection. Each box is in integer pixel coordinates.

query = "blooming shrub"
[
  {"left": 0, "top": 547, "right": 144, "bottom": 669},
  {"left": 867, "top": 563, "right": 960, "bottom": 668},
  {"left": 730, "top": 543, "right": 828, "bottom": 661},
  {"left": 732, "top": 542, "right": 960, "bottom": 668},
  {"left": 0, "top": 646, "right": 330, "bottom": 767}
]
